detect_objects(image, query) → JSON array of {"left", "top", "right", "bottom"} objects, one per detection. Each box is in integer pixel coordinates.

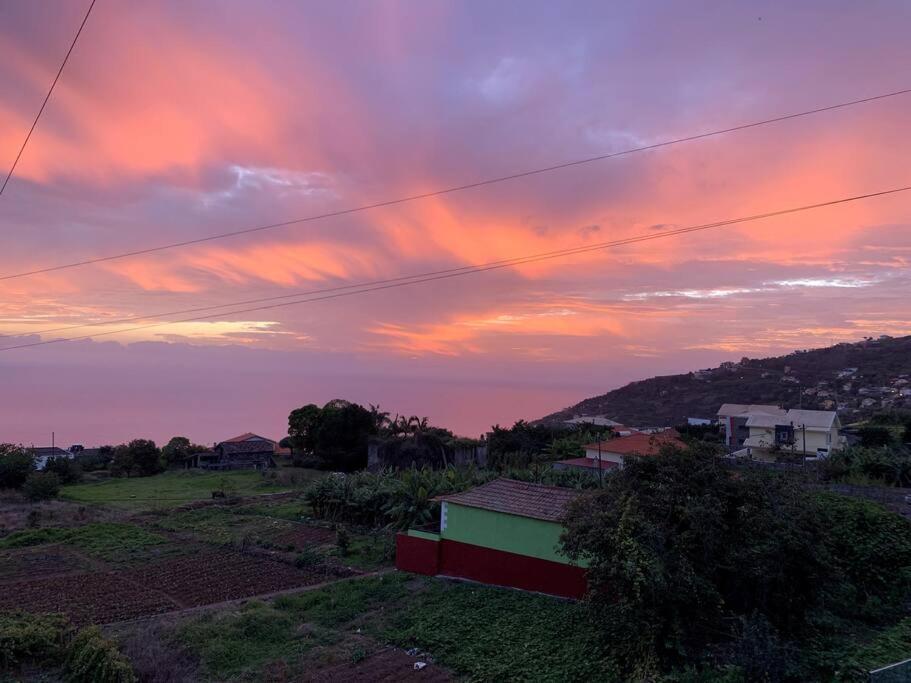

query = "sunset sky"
[{"left": 1, "top": 1, "right": 910, "bottom": 447}]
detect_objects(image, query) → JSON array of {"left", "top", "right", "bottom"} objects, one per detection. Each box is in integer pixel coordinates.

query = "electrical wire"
[
  {"left": 0, "top": 0, "right": 97, "bottom": 197},
  {"left": 2, "top": 87, "right": 909, "bottom": 278},
  {"left": 3, "top": 183, "right": 908, "bottom": 352}
]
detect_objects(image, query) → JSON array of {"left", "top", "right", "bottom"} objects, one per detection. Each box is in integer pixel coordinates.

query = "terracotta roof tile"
[
  {"left": 436, "top": 478, "right": 581, "bottom": 522},
  {"left": 583, "top": 429, "right": 684, "bottom": 457}
]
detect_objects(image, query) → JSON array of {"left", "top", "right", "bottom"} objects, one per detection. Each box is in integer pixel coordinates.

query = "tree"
[
  {"left": 0, "top": 445, "right": 35, "bottom": 489},
  {"left": 22, "top": 471, "right": 60, "bottom": 501},
  {"left": 110, "top": 440, "right": 161, "bottom": 477},
  {"left": 160, "top": 436, "right": 206, "bottom": 467},
  {"left": 43, "top": 456, "right": 82, "bottom": 484},
  {"left": 288, "top": 403, "right": 322, "bottom": 455},
  {"left": 74, "top": 446, "right": 113, "bottom": 472},
  {"left": 287, "top": 400, "right": 378, "bottom": 471},
  {"left": 560, "top": 447, "right": 911, "bottom": 678},
  {"left": 858, "top": 426, "right": 894, "bottom": 448}
]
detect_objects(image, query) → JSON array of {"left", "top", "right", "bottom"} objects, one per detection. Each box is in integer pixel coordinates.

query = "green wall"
[{"left": 442, "top": 502, "right": 583, "bottom": 566}]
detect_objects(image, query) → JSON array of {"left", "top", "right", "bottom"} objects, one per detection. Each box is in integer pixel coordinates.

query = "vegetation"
[
  {"left": 0, "top": 445, "right": 35, "bottom": 489},
  {"left": 302, "top": 465, "right": 598, "bottom": 530},
  {"left": 0, "top": 522, "right": 167, "bottom": 561},
  {"left": 160, "top": 436, "right": 208, "bottom": 468},
  {"left": 43, "top": 455, "right": 83, "bottom": 484},
  {"left": 110, "top": 439, "right": 163, "bottom": 477},
  {"left": 22, "top": 471, "right": 61, "bottom": 501},
  {"left": 822, "top": 445, "right": 911, "bottom": 487},
  {"left": 561, "top": 448, "right": 911, "bottom": 680},
  {"left": 487, "top": 420, "right": 613, "bottom": 468},
  {"left": 74, "top": 446, "right": 114, "bottom": 472},
  {"left": 288, "top": 399, "right": 378, "bottom": 471},
  {"left": 0, "top": 611, "right": 69, "bottom": 669},
  {"left": 61, "top": 470, "right": 291, "bottom": 511},
  {"left": 65, "top": 626, "right": 136, "bottom": 683},
  {"left": 538, "top": 335, "right": 911, "bottom": 427},
  {"left": 175, "top": 574, "right": 612, "bottom": 681},
  {"left": 0, "top": 612, "right": 135, "bottom": 682}
]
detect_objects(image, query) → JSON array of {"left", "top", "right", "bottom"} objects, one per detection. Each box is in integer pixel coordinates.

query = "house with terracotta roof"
[
  {"left": 184, "top": 433, "right": 279, "bottom": 471},
  {"left": 554, "top": 429, "right": 685, "bottom": 472},
  {"left": 396, "top": 478, "right": 587, "bottom": 599}
]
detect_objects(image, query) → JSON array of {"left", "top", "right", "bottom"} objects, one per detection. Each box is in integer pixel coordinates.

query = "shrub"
[
  {"left": 0, "top": 611, "right": 70, "bottom": 668},
  {"left": 74, "top": 446, "right": 113, "bottom": 472},
  {"left": 858, "top": 426, "right": 894, "bottom": 448},
  {"left": 43, "top": 456, "right": 83, "bottom": 484},
  {"left": 335, "top": 526, "right": 350, "bottom": 556},
  {"left": 65, "top": 626, "right": 136, "bottom": 683},
  {"left": 22, "top": 471, "right": 61, "bottom": 501},
  {"left": 0, "top": 445, "right": 35, "bottom": 489},
  {"left": 294, "top": 549, "right": 323, "bottom": 568}
]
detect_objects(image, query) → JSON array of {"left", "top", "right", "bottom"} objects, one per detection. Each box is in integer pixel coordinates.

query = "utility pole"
[
  {"left": 802, "top": 423, "right": 807, "bottom": 456},
  {"left": 597, "top": 438, "right": 603, "bottom": 487}
]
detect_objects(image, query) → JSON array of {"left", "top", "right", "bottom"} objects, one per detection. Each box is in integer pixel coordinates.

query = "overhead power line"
[
  {"left": 1, "top": 87, "right": 909, "bottom": 280},
  {"left": 3, "top": 184, "right": 908, "bottom": 352},
  {"left": 0, "top": 0, "right": 96, "bottom": 197}
]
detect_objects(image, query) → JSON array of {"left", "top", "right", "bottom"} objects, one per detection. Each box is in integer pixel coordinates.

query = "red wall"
[
  {"left": 396, "top": 534, "right": 587, "bottom": 599},
  {"left": 395, "top": 534, "right": 440, "bottom": 575}
]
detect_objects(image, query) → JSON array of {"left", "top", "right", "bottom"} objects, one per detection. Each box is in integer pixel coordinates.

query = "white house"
[
  {"left": 716, "top": 404, "right": 787, "bottom": 447},
  {"left": 742, "top": 409, "right": 843, "bottom": 458}
]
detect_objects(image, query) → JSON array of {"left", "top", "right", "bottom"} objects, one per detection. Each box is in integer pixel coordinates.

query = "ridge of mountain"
[{"left": 537, "top": 335, "right": 911, "bottom": 427}]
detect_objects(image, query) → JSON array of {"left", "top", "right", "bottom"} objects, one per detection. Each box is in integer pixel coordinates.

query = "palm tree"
[{"left": 369, "top": 404, "right": 391, "bottom": 433}]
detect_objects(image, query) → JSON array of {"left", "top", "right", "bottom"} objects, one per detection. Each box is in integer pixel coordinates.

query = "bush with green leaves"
[
  {"left": 303, "top": 464, "right": 599, "bottom": 530},
  {"left": 0, "top": 444, "right": 35, "bottom": 489},
  {"left": 822, "top": 445, "right": 911, "bottom": 487},
  {"left": 0, "top": 611, "right": 70, "bottom": 669},
  {"left": 43, "top": 456, "right": 83, "bottom": 484},
  {"left": 65, "top": 626, "right": 136, "bottom": 683},
  {"left": 22, "top": 471, "right": 61, "bottom": 501},
  {"left": 561, "top": 448, "right": 911, "bottom": 680},
  {"left": 0, "top": 613, "right": 135, "bottom": 682},
  {"left": 74, "top": 446, "right": 113, "bottom": 472}
]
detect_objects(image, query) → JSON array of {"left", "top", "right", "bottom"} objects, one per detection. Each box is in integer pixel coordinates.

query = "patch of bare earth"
[{"left": 302, "top": 647, "right": 451, "bottom": 682}]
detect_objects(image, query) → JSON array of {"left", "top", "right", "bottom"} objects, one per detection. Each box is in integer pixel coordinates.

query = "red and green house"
[{"left": 395, "top": 478, "right": 587, "bottom": 599}]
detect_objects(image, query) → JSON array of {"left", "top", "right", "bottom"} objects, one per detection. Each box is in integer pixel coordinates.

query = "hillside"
[{"left": 538, "top": 335, "right": 911, "bottom": 428}]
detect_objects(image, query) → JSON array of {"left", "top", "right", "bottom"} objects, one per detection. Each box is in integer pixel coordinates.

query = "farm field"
[
  {"left": 112, "top": 573, "right": 612, "bottom": 681},
  {"left": 59, "top": 470, "right": 304, "bottom": 510}
]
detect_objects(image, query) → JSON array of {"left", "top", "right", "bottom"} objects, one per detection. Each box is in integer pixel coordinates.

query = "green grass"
[
  {"left": 848, "top": 617, "right": 911, "bottom": 672},
  {"left": 0, "top": 522, "right": 167, "bottom": 562},
  {"left": 235, "top": 499, "right": 310, "bottom": 521},
  {"left": 60, "top": 471, "right": 292, "bottom": 511},
  {"left": 171, "top": 573, "right": 614, "bottom": 682},
  {"left": 156, "top": 507, "right": 294, "bottom": 546},
  {"left": 382, "top": 578, "right": 614, "bottom": 681},
  {"left": 327, "top": 533, "right": 394, "bottom": 571}
]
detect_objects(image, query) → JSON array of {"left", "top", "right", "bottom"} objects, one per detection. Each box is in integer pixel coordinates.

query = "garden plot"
[
  {"left": 0, "top": 571, "right": 176, "bottom": 625},
  {"left": 119, "top": 550, "right": 331, "bottom": 608},
  {"left": 272, "top": 524, "right": 335, "bottom": 549},
  {"left": 0, "top": 545, "right": 90, "bottom": 582}
]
